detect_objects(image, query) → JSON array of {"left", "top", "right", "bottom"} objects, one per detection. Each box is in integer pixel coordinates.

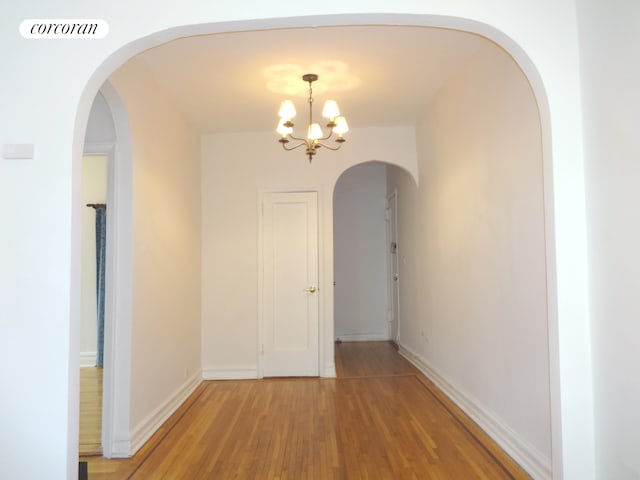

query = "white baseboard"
[
  {"left": 129, "top": 371, "right": 202, "bottom": 455},
  {"left": 202, "top": 365, "right": 336, "bottom": 379},
  {"left": 323, "top": 363, "right": 337, "bottom": 378},
  {"left": 80, "top": 351, "right": 97, "bottom": 367},
  {"left": 202, "top": 366, "right": 258, "bottom": 380},
  {"left": 398, "top": 344, "right": 551, "bottom": 480},
  {"left": 109, "top": 438, "right": 132, "bottom": 458},
  {"left": 335, "top": 333, "right": 389, "bottom": 342}
]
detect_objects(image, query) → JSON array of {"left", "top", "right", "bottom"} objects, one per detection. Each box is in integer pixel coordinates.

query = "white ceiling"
[{"left": 132, "top": 25, "right": 486, "bottom": 134}]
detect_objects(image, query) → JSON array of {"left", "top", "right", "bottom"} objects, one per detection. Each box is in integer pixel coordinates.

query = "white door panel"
[{"left": 262, "top": 191, "right": 319, "bottom": 377}]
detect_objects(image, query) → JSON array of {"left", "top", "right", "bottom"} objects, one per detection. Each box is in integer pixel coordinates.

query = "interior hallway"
[{"left": 82, "top": 342, "right": 529, "bottom": 479}]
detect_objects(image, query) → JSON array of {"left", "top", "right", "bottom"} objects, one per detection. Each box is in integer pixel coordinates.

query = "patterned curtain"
[{"left": 95, "top": 206, "right": 107, "bottom": 367}]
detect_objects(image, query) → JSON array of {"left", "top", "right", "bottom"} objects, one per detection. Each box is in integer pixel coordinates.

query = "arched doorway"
[
  {"left": 71, "top": 15, "right": 560, "bottom": 476},
  {"left": 79, "top": 82, "right": 134, "bottom": 459},
  {"left": 333, "top": 162, "right": 415, "bottom": 345}
]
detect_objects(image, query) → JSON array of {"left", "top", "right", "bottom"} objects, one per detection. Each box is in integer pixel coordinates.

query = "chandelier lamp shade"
[{"left": 276, "top": 73, "right": 349, "bottom": 162}]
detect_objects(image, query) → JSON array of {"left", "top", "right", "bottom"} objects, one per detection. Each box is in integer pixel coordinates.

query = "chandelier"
[{"left": 276, "top": 73, "right": 349, "bottom": 162}]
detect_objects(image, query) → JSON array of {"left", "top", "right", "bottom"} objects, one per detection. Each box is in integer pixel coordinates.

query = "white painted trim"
[
  {"left": 335, "top": 333, "right": 389, "bottom": 342},
  {"left": 386, "top": 189, "right": 400, "bottom": 344},
  {"left": 323, "top": 363, "right": 337, "bottom": 378},
  {"left": 256, "top": 192, "right": 265, "bottom": 379},
  {"left": 84, "top": 142, "right": 115, "bottom": 155},
  {"left": 398, "top": 343, "right": 551, "bottom": 480},
  {"left": 95, "top": 81, "right": 134, "bottom": 460},
  {"left": 202, "top": 367, "right": 258, "bottom": 380},
  {"left": 80, "top": 352, "right": 97, "bottom": 367},
  {"left": 109, "top": 438, "right": 132, "bottom": 459},
  {"left": 129, "top": 371, "right": 202, "bottom": 455}
]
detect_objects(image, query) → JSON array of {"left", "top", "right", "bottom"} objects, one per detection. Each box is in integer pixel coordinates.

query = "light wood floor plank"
[{"left": 82, "top": 342, "right": 531, "bottom": 479}]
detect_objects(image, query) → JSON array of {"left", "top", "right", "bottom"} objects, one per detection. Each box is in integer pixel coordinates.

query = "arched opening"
[
  {"left": 333, "top": 161, "right": 417, "bottom": 345},
  {"left": 80, "top": 92, "right": 115, "bottom": 457},
  {"left": 333, "top": 162, "right": 392, "bottom": 344},
  {"left": 73, "top": 16, "right": 559, "bottom": 478},
  {"left": 81, "top": 83, "right": 134, "bottom": 459}
]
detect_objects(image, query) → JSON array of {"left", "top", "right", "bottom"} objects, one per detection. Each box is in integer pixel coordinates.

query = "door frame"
[
  {"left": 82, "top": 144, "right": 115, "bottom": 456},
  {"left": 386, "top": 190, "right": 400, "bottom": 343},
  {"left": 257, "top": 187, "right": 324, "bottom": 378},
  {"left": 84, "top": 82, "right": 134, "bottom": 458}
]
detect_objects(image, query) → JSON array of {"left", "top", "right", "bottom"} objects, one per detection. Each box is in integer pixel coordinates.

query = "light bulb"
[
  {"left": 278, "top": 100, "right": 296, "bottom": 119},
  {"left": 308, "top": 123, "right": 323, "bottom": 140},
  {"left": 322, "top": 100, "right": 340, "bottom": 119},
  {"left": 333, "top": 116, "right": 349, "bottom": 135}
]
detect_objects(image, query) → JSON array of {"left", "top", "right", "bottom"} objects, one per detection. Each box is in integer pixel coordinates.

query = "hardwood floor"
[
  {"left": 79, "top": 367, "right": 103, "bottom": 456},
  {"left": 82, "top": 342, "right": 530, "bottom": 479}
]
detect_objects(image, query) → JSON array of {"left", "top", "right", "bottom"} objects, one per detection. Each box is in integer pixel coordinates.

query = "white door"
[
  {"left": 387, "top": 193, "right": 400, "bottom": 343},
  {"left": 262, "top": 191, "right": 319, "bottom": 377}
]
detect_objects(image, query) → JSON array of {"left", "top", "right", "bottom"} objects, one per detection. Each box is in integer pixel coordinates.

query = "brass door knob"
[{"left": 305, "top": 286, "right": 317, "bottom": 293}]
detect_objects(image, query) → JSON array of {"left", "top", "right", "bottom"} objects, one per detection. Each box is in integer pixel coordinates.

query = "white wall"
[
  {"left": 0, "top": 2, "right": 595, "bottom": 479},
  {"left": 109, "top": 58, "right": 202, "bottom": 450},
  {"left": 85, "top": 93, "right": 116, "bottom": 145},
  {"left": 201, "top": 127, "right": 416, "bottom": 379},
  {"left": 577, "top": 1, "right": 640, "bottom": 478},
  {"left": 80, "top": 155, "right": 108, "bottom": 366},
  {"left": 333, "top": 163, "right": 390, "bottom": 341},
  {"left": 389, "top": 42, "right": 552, "bottom": 478}
]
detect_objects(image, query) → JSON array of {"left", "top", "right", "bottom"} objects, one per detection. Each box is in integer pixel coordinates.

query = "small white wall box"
[{"left": 3, "top": 144, "right": 34, "bottom": 159}]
